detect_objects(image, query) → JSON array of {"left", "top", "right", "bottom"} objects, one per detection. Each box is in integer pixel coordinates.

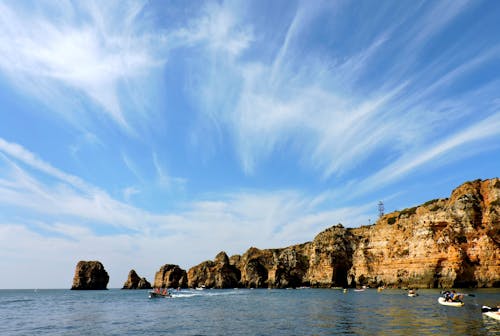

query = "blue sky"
[{"left": 0, "top": 0, "right": 499, "bottom": 288}]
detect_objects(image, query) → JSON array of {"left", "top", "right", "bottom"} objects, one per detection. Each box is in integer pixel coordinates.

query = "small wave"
[
  {"left": 204, "top": 290, "right": 242, "bottom": 297},
  {"left": 1, "top": 298, "right": 34, "bottom": 304}
]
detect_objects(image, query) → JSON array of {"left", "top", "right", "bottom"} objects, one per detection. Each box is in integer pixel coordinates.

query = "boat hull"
[{"left": 484, "top": 311, "right": 500, "bottom": 321}]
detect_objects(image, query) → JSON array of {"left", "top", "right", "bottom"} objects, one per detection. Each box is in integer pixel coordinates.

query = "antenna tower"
[{"left": 378, "top": 201, "right": 384, "bottom": 218}]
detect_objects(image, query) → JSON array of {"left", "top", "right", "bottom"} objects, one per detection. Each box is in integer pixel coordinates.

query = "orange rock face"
[{"left": 347, "top": 178, "right": 500, "bottom": 288}]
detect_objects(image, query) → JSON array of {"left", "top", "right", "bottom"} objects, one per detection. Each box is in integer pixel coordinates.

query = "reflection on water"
[{"left": 0, "top": 288, "right": 498, "bottom": 335}]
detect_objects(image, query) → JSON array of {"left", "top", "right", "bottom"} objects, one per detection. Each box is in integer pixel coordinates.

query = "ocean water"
[{"left": 0, "top": 288, "right": 499, "bottom": 335}]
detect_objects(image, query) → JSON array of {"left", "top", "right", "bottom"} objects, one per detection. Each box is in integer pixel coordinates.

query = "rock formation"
[
  {"left": 122, "top": 270, "right": 152, "bottom": 289},
  {"left": 183, "top": 178, "right": 500, "bottom": 288},
  {"left": 153, "top": 264, "right": 188, "bottom": 288},
  {"left": 188, "top": 251, "right": 240, "bottom": 288},
  {"left": 71, "top": 260, "right": 109, "bottom": 290}
]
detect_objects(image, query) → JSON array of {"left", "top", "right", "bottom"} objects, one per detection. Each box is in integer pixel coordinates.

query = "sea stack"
[
  {"left": 153, "top": 264, "right": 188, "bottom": 288},
  {"left": 122, "top": 269, "right": 152, "bottom": 289},
  {"left": 71, "top": 260, "right": 109, "bottom": 290}
]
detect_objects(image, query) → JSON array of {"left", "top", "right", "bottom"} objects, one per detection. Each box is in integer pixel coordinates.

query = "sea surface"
[{"left": 0, "top": 288, "right": 499, "bottom": 335}]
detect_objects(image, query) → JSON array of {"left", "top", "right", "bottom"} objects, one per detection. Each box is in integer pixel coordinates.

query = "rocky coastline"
[{"left": 73, "top": 178, "right": 500, "bottom": 289}]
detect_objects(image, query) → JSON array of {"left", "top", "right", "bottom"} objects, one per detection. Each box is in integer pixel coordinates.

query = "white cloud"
[
  {"left": 185, "top": 0, "right": 498, "bottom": 190},
  {"left": 123, "top": 186, "right": 140, "bottom": 202},
  {"left": 345, "top": 111, "right": 500, "bottom": 198},
  {"left": 0, "top": 1, "right": 165, "bottom": 134},
  {"left": 173, "top": 1, "right": 253, "bottom": 57}
]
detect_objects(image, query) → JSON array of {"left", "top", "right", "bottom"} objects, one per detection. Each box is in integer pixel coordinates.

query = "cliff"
[
  {"left": 122, "top": 270, "right": 152, "bottom": 289},
  {"left": 186, "top": 178, "right": 500, "bottom": 288},
  {"left": 347, "top": 178, "right": 500, "bottom": 288},
  {"left": 71, "top": 260, "right": 109, "bottom": 290}
]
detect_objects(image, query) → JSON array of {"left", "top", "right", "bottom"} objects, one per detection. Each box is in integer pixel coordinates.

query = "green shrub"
[
  {"left": 399, "top": 207, "right": 417, "bottom": 218},
  {"left": 423, "top": 199, "right": 440, "bottom": 207}
]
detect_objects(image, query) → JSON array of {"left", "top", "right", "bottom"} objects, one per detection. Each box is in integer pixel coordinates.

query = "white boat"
[
  {"left": 195, "top": 285, "right": 206, "bottom": 291},
  {"left": 482, "top": 306, "right": 500, "bottom": 320},
  {"left": 438, "top": 297, "right": 464, "bottom": 307}
]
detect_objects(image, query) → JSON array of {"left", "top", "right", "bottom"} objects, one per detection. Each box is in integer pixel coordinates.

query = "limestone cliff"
[
  {"left": 122, "top": 269, "right": 152, "bottom": 289},
  {"left": 347, "top": 178, "right": 500, "bottom": 288},
  {"left": 153, "top": 264, "right": 188, "bottom": 288},
  {"left": 183, "top": 178, "right": 500, "bottom": 288},
  {"left": 71, "top": 260, "right": 109, "bottom": 290}
]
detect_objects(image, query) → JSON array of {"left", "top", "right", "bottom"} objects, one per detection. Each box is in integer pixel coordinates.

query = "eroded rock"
[{"left": 71, "top": 260, "right": 109, "bottom": 290}]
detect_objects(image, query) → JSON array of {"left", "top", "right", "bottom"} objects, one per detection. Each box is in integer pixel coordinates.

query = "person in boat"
[{"left": 450, "top": 290, "right": 463, "bottom": 302}]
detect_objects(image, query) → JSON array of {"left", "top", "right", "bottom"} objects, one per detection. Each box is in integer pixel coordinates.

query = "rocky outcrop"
[
  {"left": 153, "top": 264, "right": 188, "bottom": 288},
  {"left": 306, "top": 224, "right": 355, "bottom": 288},
  {"left": 71, "top": 261, "right": 109, "bottom": 290},
  {"left": 182, "top": 178, "right": 500, "bottom": 289},
  {"left": 188, "top": 251, "right": 241, "bottom": 288},
  {"left": 122, "top": 270, "right": 152, "bottom": 289}
]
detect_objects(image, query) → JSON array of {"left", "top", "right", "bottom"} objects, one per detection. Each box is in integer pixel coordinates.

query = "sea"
[{"left": 0, "top": 288, "right": 499, "bottom": 335}]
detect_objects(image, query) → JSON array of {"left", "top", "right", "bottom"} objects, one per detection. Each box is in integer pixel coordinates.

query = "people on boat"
[
  {"left": 450, "top": 290, "right": 463, "bottom": 302},
  {"left": 443, "top": 290, "right": 452, "bottom": 301}
]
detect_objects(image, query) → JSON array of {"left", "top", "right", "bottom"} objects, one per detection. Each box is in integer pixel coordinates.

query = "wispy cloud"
[
  {"left": 173, "top": 1, "right": 253, "bottom": 57},
  {"left": 152, "top": 152, "right": 187, "bottom": 191},
  {"left": 352, "top": 111, "right": 500, "bottom": 197},
  {"left": 0, "top": 0, "right": 166, "bottom": 135},
  {"left": 186, "top": 0, "right": 498, "bottom": 191}
]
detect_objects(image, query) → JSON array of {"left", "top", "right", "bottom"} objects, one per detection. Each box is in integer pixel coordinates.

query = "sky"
[{"left": 0, "top": 0, "right": 499, "bottom": 289}]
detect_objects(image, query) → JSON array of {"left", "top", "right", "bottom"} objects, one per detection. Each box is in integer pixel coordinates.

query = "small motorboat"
[
  {"left": 149, "top": 288, "right": 172, "bottom": 298},
  {"left": 195, "top": 285, "right": 206, "bottom": 291},
  {"left": 438, "top": 297, "right": 464, "bottom": 307},
  {"left": 482, "top": 306, "right": 500, "bottom": 321}
]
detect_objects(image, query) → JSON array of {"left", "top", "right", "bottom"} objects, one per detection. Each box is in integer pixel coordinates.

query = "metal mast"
[{"left": 378, "top": 201, "right": 384, "bottom": 218}]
